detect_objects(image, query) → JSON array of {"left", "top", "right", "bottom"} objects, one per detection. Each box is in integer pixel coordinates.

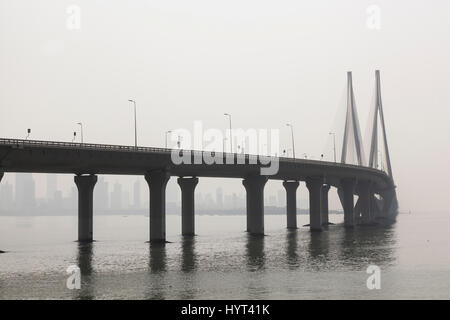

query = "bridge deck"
[{"left": 0, "top": 138, "right": 394, "bottom": 192}]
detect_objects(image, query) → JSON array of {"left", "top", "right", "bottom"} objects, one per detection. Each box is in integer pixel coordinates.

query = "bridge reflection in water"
[{"left": 68, "top": 222, "right": 396, "bottom": 300}]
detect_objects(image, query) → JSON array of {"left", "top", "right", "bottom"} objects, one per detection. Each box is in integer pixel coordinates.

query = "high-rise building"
[
  {"left": 15, "top": 173, "right": 36, "bottom": 213},
  {"left": 277, "top": 189, "right": 285, "bottom": 207},
  {"left": 66, "top": 187, "right": 77, "bottom": 212},
  {"left": 46, "top": 174, "right": 57, "bottom": 201},
  {"left": 270, "top": 195, "right": 278, "bottom": 206},
  {"left": 232, "top": 193, "right": 238, "bottom": 209},
  {"left": 204, "top": 193, "right": 215, "bottom": 209},
  {"left": 216, "top": 187, "right": 223, "bottom": 209},
  {"left": 123, "top": 190, "right": 130, "bottom": 209},
  {"left": 0, "top": 181, "right": 14, "bottom": 212},
  {"left": 133, "top": 179, "right": 141, "bottom": 209},
  {"left": 110, "top": 182, "right": 122, "bottom": 210},
  {"left": 95, "top": 177, "right": 109, "bottom": 211}
]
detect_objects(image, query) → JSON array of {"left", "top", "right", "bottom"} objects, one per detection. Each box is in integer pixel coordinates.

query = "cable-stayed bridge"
[{"left": 0, "top": 71, "right": 398, "bottom": 243}]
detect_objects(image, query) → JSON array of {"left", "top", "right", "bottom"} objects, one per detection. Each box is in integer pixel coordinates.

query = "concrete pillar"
[
  {"left": 341, "top": 178, "right": 356, "bottom": 227},
  {"left": 74, "top": 174, "right": 97, "bottom": 242},
  {"left": 358, "top": 180, "right": 372, "bottom": 225},
  {"left": 177, "top": 177, "right": 199, "bottom": 236},
  {"left": 282, "top": 181, "right": 299, "bottom": 229},
  {"left": 306, "top": 177, "right": 323, "bottom": 232},
  {"left": 145, "top": 170, "right": 170, "bottom": 243},
  {"left": 242, "top": 175, "right": 267, "bottom": 235},
  {"left": 321, "top": 184, "right": 331, "bottom": 226}
]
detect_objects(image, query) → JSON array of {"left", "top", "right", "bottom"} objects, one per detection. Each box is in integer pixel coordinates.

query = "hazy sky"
[{"left": 1, "top": 0, "right": 450, "bottom": 212}]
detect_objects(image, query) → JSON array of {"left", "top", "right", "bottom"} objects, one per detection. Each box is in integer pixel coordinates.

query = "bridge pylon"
[
  {"left": 341, "top": 71, "right": 366, "bottom": 166},
  {"left": 366, "top": 70, "right": 398, "bottom": 219}
]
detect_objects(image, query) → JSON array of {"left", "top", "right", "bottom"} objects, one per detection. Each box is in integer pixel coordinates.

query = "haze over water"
[{"left": 1, "top": 212, "right": 449, "bottom": 299}]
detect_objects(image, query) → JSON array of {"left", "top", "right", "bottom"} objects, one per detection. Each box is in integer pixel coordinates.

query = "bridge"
[{"left": 0, "top": 70, "right": 398, "bottom": 243}]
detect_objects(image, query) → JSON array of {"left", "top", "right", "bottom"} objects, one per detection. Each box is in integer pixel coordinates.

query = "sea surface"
[{"left": 1, "top": 212, "right": 449, "bottom": 299}]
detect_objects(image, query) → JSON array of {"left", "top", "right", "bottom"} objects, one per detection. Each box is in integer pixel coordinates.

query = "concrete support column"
[
  {"left": 358, "top": 180, "right": 372, "bottom": 225},
  {"left": 282, "top": 181, "right": 299, "bottom": 229},
  {"left": 321, "top": 184, "right": 331, "bottom": 226},
  {"left": 145, "top": 170, "right": 170, "bottom": 243},
  {"left": 242, "top": 175, "right": 268, "bottom": 235},
  {"left": 177, "top": 177, "right": 199, "bottom": 236},
  {"left": 341, "top": 178, "right": 356, "bottom": 227},
  {"left": 74, "top": 174, "right": 97, "bottom": 242},
  {"left": 306, "top": 177, "right": 323, "bottom": 232}
]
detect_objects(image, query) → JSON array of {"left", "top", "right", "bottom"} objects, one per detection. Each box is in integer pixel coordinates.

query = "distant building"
[
  {"left": 133, "top": 179, "right": 141, "bottom": 209},
  {"left": 95, "top": 177, "right": 109, "bottom": 211},
  {"left": 110, "top": 182, "right": 122, "bottom": 210},
  {"left": 0, "top": 181, "right": 14, "bottom": 211},
  {"left": 15, "top": 173, "right": 36, "bottom": 213},
  {"left": 232, "top": 193, "right": 238, "bottom": 209},
  {"left": 204, "top": 193, "right": 215, "bottom": 209},
  {"left": 54, "top": 190, "right": 63, "bottom": 211},
  {"left": 46, "top": 174, "right": 57, "bottom": 201},
  {"left": 277, "top": 189, "right": 285, "bottom": 207},
  {"left": 268, "top": 195, "right": 277, "bottom": 206},
  {"left": 216, "top": 187, "right": 223, "bottom": 209}
]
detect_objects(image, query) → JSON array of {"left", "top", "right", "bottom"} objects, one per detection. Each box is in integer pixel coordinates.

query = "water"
[{"left": 1, "top": 212, "right": 450, "bottom": 299}]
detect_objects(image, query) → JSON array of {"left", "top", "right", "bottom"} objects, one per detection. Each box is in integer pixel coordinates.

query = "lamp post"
[
  {"left": 165, "top": 130, "right": 172, "bottom": 149},
  {"left": 128, "top": 99, "right": 137, "bottom": 148},
  {"left": 77, "top": 123, "right": 84, "bottom": 143},
  {"left": 286, "top": 123, "right": 295, "bottom": 158},
  {"left": 224, "top": 113, "right": 232, "bottom": 153},
  {"left": 329, "top": 132, "right": 336, "bottom": 162}
]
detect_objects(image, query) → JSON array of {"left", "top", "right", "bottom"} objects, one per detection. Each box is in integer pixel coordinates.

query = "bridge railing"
[{"left": 0, "top": 137, "right": 385, "bottom": 174}]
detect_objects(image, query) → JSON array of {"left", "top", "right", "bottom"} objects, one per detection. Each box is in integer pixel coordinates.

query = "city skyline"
[{"left": 0, "top": 172, "right": 314, "bottom": 215}]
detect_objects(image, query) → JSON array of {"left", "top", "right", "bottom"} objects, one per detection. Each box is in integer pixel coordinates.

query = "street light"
[
  {"left": 128, "top": 99, "right": 137, "bottom": 148},
  {"left": 223, "top": 137, "right": 227, "bottom": 153},
  {"left": 165, "top": 130, "right": 172, "bottom": 149},
  {"left": 329, "top": 132, "right": 336, "bottom": 162},
  {"left": 286, "top": 123, "right": 296, "bottom": 158},
  {"left": 77, "top": 123, "right": 84, "bottom": 143},
  {"left": 224, "top": 113, "right": 232, "bottom": 153}
]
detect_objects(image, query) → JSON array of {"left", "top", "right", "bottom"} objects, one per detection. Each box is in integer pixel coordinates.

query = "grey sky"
[{"left": 1, "top": 0, "right": 450, "bottom": 212}]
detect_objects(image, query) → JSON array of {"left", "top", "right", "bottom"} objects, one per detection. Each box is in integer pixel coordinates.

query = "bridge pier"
[
  {"left": 283, "top": 181, "right": 299, "bottom": 229},
  {"left": 243, "top": 175, "right": 267, "bottom": 235},
  {"left": 321, "top": 184, "right": 331, "bottom": 226},
  {"left": 145, "top": 170, "right": 170, "bottom": 243},
  {"left": 306, "top": 177, "right": 323, "bottom": 232},
  {"left": 358, "top": 180, "right": 373, "bottom": 225},
  {"left": 74, "top": 174, "right": 97, "bottom": 242},
  {"left": 177, "top": 177, "right": 199, "bottom": 236},
  {"left": 341, "top": 178, "right": 356, "bottom": 227}
]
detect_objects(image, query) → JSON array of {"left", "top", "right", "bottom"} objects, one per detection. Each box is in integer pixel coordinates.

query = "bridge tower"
[
  {"left": 366, "top": 70, "right": 398, "bottom": 218},
  {"left": 338, "top": 70, "right": 398, "bottom": 223},
  {"left": 341, "top": 71, "right": 366, "bottom": 166},
  {"left": 367, "top": 70, "right": 393, "bottom": 177}
]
